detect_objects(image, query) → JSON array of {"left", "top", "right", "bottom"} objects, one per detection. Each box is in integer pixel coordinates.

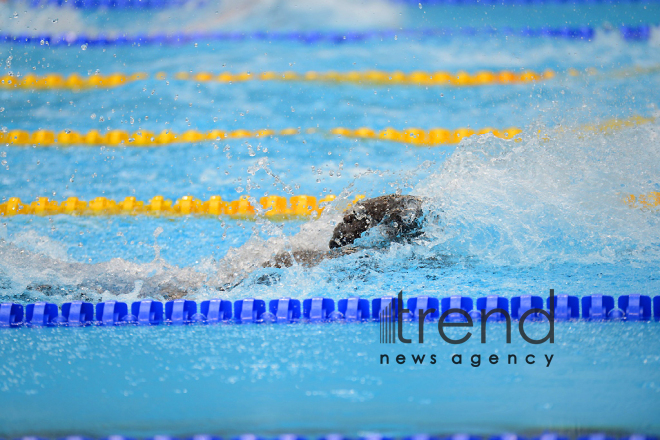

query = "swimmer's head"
[{"left": 329, "top": 194, "right": 424, "bottom": 249}]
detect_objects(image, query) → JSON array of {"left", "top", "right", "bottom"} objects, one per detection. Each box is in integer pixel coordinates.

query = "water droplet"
[
  {"left": 419, "top": 2, "right": 422, "bottom": 8},
  {"left": 81, "top": 44, "right": 88, "bottom": 50}
]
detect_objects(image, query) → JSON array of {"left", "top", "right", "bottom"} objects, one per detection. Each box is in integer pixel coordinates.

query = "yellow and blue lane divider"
[
  {"left": 0, "top": 126, "right": 523, "bottom": 147},
  {"left": 0, "top": 69, "right": 554, "bottom": 91},
  {"left": 0, "top": 194, "right": 365, "bottom": 218}
]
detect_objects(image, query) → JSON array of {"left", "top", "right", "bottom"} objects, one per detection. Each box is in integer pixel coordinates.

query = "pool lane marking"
[
  {"left": 0, "top": 126, "right": 523, "bottom": 147},
  {"left": 3, "top": 63, "right": 657, "bottom": 92},
  {"left": 624, "top": 192, "right": 660, "bottom": 210},
  {"left": 0, "top": 69, "right": 554, "bottom": 90},
  {"left": 2, "top": 190, "right": 658, "bottom": 218},
  {"left": 3, "top": 113, "right": 654, "bottom": 148},
  {"left": 0, "top": 194, "right": 362, "bottom": 218},
  {"left": 0, "top": 23, "right": 654, "bottom": 46}
]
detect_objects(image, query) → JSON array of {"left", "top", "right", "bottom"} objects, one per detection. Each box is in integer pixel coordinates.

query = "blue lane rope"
[
  {"left": 1, "top": 293, "right": 658, "bottom": 327},
  {"left": 0, "top": 25, "right": 654, "bottom": 47}
]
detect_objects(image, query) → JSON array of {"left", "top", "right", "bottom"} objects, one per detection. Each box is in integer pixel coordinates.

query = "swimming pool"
[
  {"left": 0, "top": 322, "right": 659, "bottom": 438},
  {"left": 1, "top": 0, "right": 660, "bottom": 437}
]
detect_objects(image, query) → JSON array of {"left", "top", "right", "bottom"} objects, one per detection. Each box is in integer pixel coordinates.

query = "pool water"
[
  {"left": 1, "top": 323, "right": 660, "bottom": 438},
  {"left": 1, "top": 0, "right": 660, "bottom": 437}
]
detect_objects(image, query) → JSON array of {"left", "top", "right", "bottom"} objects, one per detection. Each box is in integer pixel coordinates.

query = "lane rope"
[
  {"left": 0, "top": 24, "right": 654, "bottom": 46},
  {"left": 578, "top": 115, "right": 656, "bottom": 134},
  {"left": 624, "top": 192, "right": 660, "bottom": 210},
  {"left": 1, "top": 294, "right": 658, "bottom": 327},
  {"left": 0, "top": 194, "right": 364, "bottom": 218},
  {"left": 0, "top": 69, "right": 554, "bottom": 91},
  {"left": 2, "top": 190, "right": 657, "bottom": 218},
  {"left": 1, "top": 115, "right": 652, "bottom": 149},
  {"left": 4, "top": 63, "right": 658, "bottom": 93},
  {"left": 0, "top": 126, "right": 523, "bottom": 147}
]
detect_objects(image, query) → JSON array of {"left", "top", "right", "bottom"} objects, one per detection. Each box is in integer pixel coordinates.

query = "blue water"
[
  {"left": 1, "top": 323, "right": 660, "bottom": 438},
  {"left": 1, "top": 0, "right": 660, "bottom": 437}
]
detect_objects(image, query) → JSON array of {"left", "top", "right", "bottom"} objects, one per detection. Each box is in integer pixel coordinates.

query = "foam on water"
[
  {"left": 415, "top": 117, "right": 660, "bottom": 267},
  {"left": 0, "top": 236, "right": 207, "bottom": 302}
]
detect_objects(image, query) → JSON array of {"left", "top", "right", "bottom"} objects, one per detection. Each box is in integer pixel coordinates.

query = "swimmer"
[
  {"left": 0, "top": 194, "right": 425, "bottom": 300},
  {"left": 263, "top": 194, "right": 424, "bottom": 268}
]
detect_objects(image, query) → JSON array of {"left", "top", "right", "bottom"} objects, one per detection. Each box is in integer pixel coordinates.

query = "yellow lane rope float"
[
  {"left": 0, "top": 72, "right": 146, "bottom": 90},
  {"left": 624, "top": 192, "right": 660, "bottom": 210},
  {"left": 4, "top": 64, "right": 658, "bottom": 92},
  {"left": 0, "top": 69, "right": 554, "bottom": 91},
  {"left": 535, "top": 115, "right": 656, "bottom": 142},
  {"left": 0, "top": 194, "right": 365, "bottom": 219},
  {"left": 2, "top": 116, "right": 652, "bottom": 148},
  {"left": 0, "top": 126, "right": 523, "bottom": 147},
  {"left": 2, "top": 191, "right": 656, "bottom": 218},
  {"left": 579, "top": 115, "right": 656, "bottom": 133}
]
